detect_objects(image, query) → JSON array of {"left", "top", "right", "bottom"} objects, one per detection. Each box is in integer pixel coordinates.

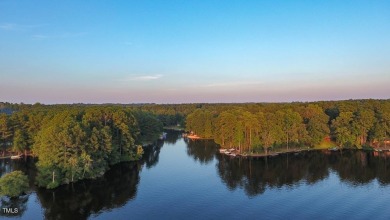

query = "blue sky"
[{"left": 1, "top": 0, "right": 389, "bottom": 104}]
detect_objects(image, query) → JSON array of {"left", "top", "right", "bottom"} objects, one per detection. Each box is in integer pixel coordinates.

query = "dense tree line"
[
  {"left": 185, "top": 100, "right": 390, "bottom": 153},
  {"left": 1, "top": 100, "right": 389, "bottom": 187},
  {"left": 0, "top": 105, "right": 162, "bottom": 188}
]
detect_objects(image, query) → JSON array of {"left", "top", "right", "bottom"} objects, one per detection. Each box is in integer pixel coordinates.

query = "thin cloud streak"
[
  {"left": 123, "top": 74, "right": 163, "bottom": 81},
  {"left": 0, "top": 23, "right": 46, "bottom": 31},
  {"left": 200, "top": 81, "right": 264, "bottom": 88},
  {"left": 32, "top": 32, "right": 87, "bottom": 40}
]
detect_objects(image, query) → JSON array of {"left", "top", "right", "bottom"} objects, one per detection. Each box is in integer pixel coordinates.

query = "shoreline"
[
  {"left": 163, "top": 126, "right": 185, "bottom": 131},
  {"left": 0, "top": 153, "right": 35, "bottom": 160},
  {"left": 219, "top": 147, "right": 390, "bottom": 159}
]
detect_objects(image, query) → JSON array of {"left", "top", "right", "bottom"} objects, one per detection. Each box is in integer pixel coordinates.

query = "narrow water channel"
[{"left": 1, "top": 130, "right": 390, "bottom": 219}]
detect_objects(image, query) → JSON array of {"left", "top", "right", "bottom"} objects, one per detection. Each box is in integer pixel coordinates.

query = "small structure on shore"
[
  {"left": 11, "top": 155, "right": 22, "bottom": 159},
  {"left": 219, "top": 148, "right": 239, "bottom": 157},
  {"left": 159, "top": 132, "right": 167, "bottom": 140},
  {"left": 185, "top": 131, "right": 201, "bottom": 139},
  {"left": 187, "top": 134, "right": 200, "bottom": 139}
]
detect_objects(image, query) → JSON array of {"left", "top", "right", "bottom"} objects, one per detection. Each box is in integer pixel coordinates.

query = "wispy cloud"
[
  {"left": 0, "top": 23, "right": 16, "bottom": 30},
  {"left": 0, "top": 23, "right": 46, "bottom": 31},
  {"left": 201, "top": 81, "right": 263, "bottom": 88},
  {"left": 124, "top": 74, "right": 163, "bottom": 81},
  {"left": 32, "top": 32, "right": 87, "bottom": 40},
  {"left": 61, "top": 32, "right": 87, "bottom": 38}
]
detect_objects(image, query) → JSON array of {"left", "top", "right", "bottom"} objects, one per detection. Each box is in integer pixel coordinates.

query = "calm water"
[{"left": 2, "top": 130, "right": 390, "bottom": 219}]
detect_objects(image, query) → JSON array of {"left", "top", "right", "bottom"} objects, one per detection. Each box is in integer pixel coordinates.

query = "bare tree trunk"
[
  {"left": 249, "top": 129, "right": 252, "bottom": 153},
  {"left": 287, "top": 134, "right": 289, "bottom": 150}
]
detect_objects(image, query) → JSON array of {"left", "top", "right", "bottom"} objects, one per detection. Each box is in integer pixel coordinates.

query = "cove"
[{"left": 1, "top": 130, "right": 390, "bottom": 220}]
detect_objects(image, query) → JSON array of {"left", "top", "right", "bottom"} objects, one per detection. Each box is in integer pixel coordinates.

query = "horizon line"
[{"left": 1, "top": 98, "right": 389, "bottom": 106}]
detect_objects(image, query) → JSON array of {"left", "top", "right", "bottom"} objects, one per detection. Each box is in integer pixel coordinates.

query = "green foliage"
[
  {"left": 185, "top": 100, "right": 390, "bottom": 153},
  {"left": 31, "top": 107, "right": 147, "bottom": 188},
  {"left": 133, "top": 111, "right": 163, "bottom": 143},
  {"left": 352, "top": 109, "right": 375, "bottom": 146},
  {"left": 0, "top": 171, "right": 29, "bottom": 197},
  {"left": 0, "top": 114, "right": 12, "bottom": 153},
  {"left": 1, "top": 99, "right": 389, "bottom": 188},
  {"left": 47, "top": 181, "right": 60, "bottom": 189},
  {"left": 332, "top": 112, "right": 355, "bottom": 147},
  {"left": 186, "top": 109, "right": 214, "bottom": 138},
  {"left": 301, "top": 104, "right": 330, "bottom": 147},
  {"left": 35, "top": 165, "right": 61, "bottom": 188},
  {"left": 12, "top": 129, "right": 28, "bottom": 153}
]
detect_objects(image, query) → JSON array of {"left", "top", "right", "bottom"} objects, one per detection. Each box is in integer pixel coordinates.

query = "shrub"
[{"left": 0, "top": 171, "right": 29, "bottom": 197}]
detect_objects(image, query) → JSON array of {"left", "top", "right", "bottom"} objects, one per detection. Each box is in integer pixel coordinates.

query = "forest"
[
  {"left": 0, "top": 104, "right": 163, "bottom": 188},
  {"left": 1, "top": 99, "right": 390, "bottom": 188},
  {"left": 185, "top": 100, "right": 390, "bottom": 153}
]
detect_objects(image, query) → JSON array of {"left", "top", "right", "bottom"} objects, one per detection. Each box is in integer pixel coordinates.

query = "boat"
[
  {"left": 219, "top": 149, "right": 227, "bottom": 153},
  {"left": 159, "top": 132, "right": 167, "bottom": 140},
  {"left": 11, "top": 155, "right": 21, "bottom": 159},
  {"left": 328, "top": 147, "right": 338, "bottom": 151},
  {"left": 187, "top": 135, "right": 200, "bottom": 139}
]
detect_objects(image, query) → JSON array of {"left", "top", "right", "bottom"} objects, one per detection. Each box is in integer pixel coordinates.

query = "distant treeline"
[{"left": 185, "top": 100, "right": 390, "bottom": 152}]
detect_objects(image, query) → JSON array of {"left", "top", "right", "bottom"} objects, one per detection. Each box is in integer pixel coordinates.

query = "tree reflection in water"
[
  {"left": 216, "top": 149, "right": 390, "bottom": 197},
  {"left": 3, "top": 131, "right": 390, "bottom": 219},
  {"left": 216, "top": 152, "right": 329, "bottom": 197},
  {"left": 185, "top": 139, "right": 217, "bottom": 165},
  {"left": 141, "top": 130, "right": 182, "bottom": 168},
  {"left": 163, "top": 130, "right": 182, "bottom": 145},
  {"left": 35, "top": 162, "right": 141, "bottom": 220},
  {"left": 0, "top": 195, "right": 28, "bottom": 218},
  {"left": 0, "top": 158, "right": 36, "bottom": 218},
  {"left": 328, "top": 150, "right": 390, "bottom": 185},
  {"left": 34, "top": 132, "right": 177, "bottom": 220},
  {"left": 142, "top": 140, "right": 164, "bottom": 169}
]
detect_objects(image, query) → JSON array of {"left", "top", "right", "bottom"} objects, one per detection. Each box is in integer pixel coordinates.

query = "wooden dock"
[{"left": 220, "top": 148, "right": 323, "bottom": 159}]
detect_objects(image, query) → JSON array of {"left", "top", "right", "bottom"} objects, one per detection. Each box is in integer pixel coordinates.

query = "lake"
[{"left": 1, "top": 130, "right": 390, "bottom": 219}]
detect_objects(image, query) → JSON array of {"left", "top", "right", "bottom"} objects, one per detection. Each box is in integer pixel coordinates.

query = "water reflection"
[
  {"left": 142, "top": 140, "right": 164, "bottom": 169},
  {"left": 185, "top": 139, "right": 217, "bottom": 164},
  {"left": 35, "top": 162, "right": 141, "bottom": 220},
  {"left": 141, "top": 130, "right": 181, "bottom": 169},
  {"left": 327, "top": 150, "right": 390, "bottom": 185},
  {"left": 163, "top": 130, "right": 182, "bottom": 145},
  {"left": 0, "top": 157, "right": 37, "bottom": 184},
  {"left": 216, "top": 149, "right": 390, "bottom": 197},
  {"left": 216, "top": 151, "right": 330, "bottom": 197},
  {"left": 3, "top": 131, "right": 390, "bottom": 219},
  {"left": 0, "top": 196, "right": 29, "bottom": 218},
  {"left": 0, "top": 158, "right": 35, "bottom": 218}
]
